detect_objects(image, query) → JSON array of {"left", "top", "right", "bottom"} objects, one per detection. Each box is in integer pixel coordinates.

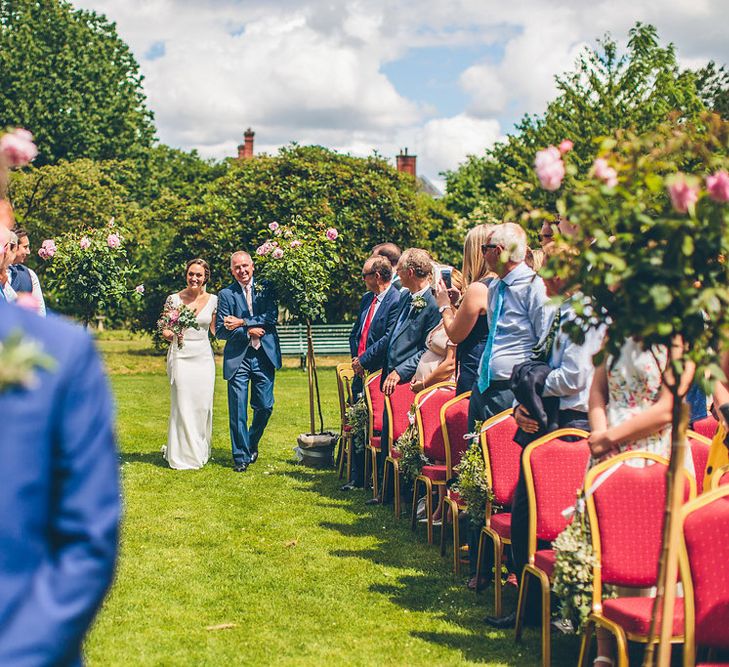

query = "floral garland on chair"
[
  {"left": 452, "top": 421, "right": 494, "bottom": 528},
  {"left": 395, "top": 405, "right": 430, "bottom": 481},
  {"left": 344, "top": 397, "right": 368, "bottom": 454}
]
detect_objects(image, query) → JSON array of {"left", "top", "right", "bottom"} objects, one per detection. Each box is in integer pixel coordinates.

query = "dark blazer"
[
  {"left": 216, "top": 278, "right": 282, "bottom": 380},
  {"left": 0, "top": 301, "right": 120, "bottom": 666},
  {"left": 510, "top": 359, "right": 560, "bottom": 447},
  {"left": 382, "top": 288, "right": 441, "bottom": 384},
  {"left": 348, "top": 285, "right": 401, "bottom": 372}
]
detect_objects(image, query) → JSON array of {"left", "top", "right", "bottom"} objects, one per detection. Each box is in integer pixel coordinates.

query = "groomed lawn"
[{"left": 85, "top": 334, "right": 581, "bottom": 665}]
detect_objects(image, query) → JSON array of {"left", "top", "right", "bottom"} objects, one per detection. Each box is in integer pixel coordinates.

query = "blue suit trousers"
[{"left": 227, "top": 347, "right": 275, "bottom": 465}]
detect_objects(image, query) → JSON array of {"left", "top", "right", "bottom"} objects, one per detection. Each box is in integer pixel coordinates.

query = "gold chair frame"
[{"left": 335, "top": 362, "right": 355, "bottom": 481}]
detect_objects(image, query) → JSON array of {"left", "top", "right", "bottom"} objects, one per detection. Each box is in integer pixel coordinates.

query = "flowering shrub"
[
  {"left": 40, "top": 221, "right": 141, "bottom": 325},
  {"left": 254, "top": 216, "right": 340, "bottom": 323}
]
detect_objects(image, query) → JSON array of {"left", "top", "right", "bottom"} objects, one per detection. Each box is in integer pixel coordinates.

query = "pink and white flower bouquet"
[{"left": 157, "top": 298, "right": 200, "bottom": 349}]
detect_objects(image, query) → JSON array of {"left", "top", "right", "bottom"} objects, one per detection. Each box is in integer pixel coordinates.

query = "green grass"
[{"left": 85, "top": 335, "right": 581, "bottom": 666}]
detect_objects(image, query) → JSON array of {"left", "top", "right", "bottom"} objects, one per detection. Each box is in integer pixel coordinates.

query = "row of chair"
[{"left": 333, "top": 363, "right": 729, "bottom": 666}]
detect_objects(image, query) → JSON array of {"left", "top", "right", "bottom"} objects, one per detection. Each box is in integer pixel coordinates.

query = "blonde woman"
[{"left": 434, "top": 223, "right": 496, "bottom": 394}]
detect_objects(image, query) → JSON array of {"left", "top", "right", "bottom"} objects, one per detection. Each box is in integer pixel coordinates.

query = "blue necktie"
[{"left": 477, "top": 280, "right": 507, "bottom": 392}]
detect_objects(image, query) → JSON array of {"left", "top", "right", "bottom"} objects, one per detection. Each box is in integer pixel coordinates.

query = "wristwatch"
[{"left": 439, "top": 304, "right": 451, "bottom": 314}]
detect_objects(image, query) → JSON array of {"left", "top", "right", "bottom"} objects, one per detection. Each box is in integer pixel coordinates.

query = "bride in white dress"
[{"left": 161, "top": 259, "right": 217, "bottom": 470}]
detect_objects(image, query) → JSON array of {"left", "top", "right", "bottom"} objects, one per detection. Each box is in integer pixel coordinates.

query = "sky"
[{"left": 74, "top": 0, "right": 729, "bottom": 189}]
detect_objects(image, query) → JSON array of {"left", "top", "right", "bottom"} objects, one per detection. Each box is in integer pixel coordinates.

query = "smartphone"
[{"left": 440, "top": 267, "right": 452, "bottom": 289}]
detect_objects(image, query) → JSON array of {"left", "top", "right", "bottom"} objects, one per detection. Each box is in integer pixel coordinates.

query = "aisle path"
[{"left": 86, "top": 364, "right": 578, "bottom": 665}]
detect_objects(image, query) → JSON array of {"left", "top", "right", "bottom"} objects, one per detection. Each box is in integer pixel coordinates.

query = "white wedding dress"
[{"left": 165, "top": 293, "right": 217, "bottom": 470}]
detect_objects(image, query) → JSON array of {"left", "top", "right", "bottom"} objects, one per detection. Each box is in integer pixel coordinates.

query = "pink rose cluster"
[
  {"left": 534, "top": 146, "right": 565, "bottom": 191},
  {"left": 272, "top": 248, "right": 284, "bottom": 259},
  {"left": 325, "top": 227, "right": 339, "bottom": 241},
  {"left": 290, "top": 239, "right": 302, "bottom": 248},
  {"left": 79, "top": 236, "right": 91, "bottom": 250},
  {"left": 591, "top": 158, "right": 618, "bottom": 188},
  {"left": 38, "top": 239, "right": 56, "bottom": 260},
  {"left": 668, "top": 174, "right": 699, "bottom": 214},
  {"left": 107, "top": 233, "right": 121, "bottom": 249},
  {"left": 256, "top": 240, "right": 274, "bottom": 256},
  {"left": 707, "top": 170, "right": 729, "bottom": 203},
  {"left": 135, "top": 284, "right": 145, "bottom": 295},
  {"left": 0, "top": 128, "right": 38, "bottom": 167}
]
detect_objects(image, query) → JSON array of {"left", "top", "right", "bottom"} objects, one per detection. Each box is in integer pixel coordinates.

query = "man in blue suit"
[
  {"left": 368, "top": 248, "right": 440, "bottom": 504},
  {"left": 216, "top": 250, "right": 282, "bottom": 473},
  {"left": 342, "top": 255, "right": 400, "bottom": 490},
  {"left": 0, "top": 300, "right": 120, "bottom": 665}
]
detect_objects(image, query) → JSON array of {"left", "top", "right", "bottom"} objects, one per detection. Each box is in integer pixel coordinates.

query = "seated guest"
[
  {"left": 0, "top": 228, "right": 18, "bottom": 302},
  {"left": 435, "top": 224, "right": 495, "bottom": 395},
  {"left": 372, "top": 242, "right": 402, "bottom": 291},
  {"left": 469, "top": 223, "right": 552, "bottom": 430},
  {"left": 10, "top": 228, "right": 46, "bottom": 316},
  {"left": 485, "top": 246, "right": 605, "bottom": 627},
  {"left": 367, "top": 248, "right": 440, "bottom": 505},
  {"left": 342, "top": 255, "right": 400, "bottom": 490}
]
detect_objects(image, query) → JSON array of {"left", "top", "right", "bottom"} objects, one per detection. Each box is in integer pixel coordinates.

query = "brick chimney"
[
  {"left": 396, "top": 148, "right": 416, "bottom": 177},
  {"left": 237, "top": 128, "right": 255, "bottom": 160}
]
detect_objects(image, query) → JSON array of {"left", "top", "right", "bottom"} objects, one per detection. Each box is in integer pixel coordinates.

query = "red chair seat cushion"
[
  {"left": 602, "top": 597, "right": 684, "bottom": 637},
  {"left": 489, "top": 512, "right": 511, "bottom": 540},
  {"left": 534, "top": 549, "right": 556, "bottom": 577},
  {"left": 390, "top": 448, "right": 401, "bottom": 460},
  {"left": 448, "top": 490, "right": 464, "bottom": 506},
  {"left": 369, "top": 436, "right": 381, "bottom": 452},
  {"left": 420, "top": 464, "right": 447, "bottom": 482}
]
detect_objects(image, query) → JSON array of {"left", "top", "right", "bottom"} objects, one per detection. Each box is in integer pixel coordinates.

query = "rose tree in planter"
[
  {"left": 536, "top": 113, "right": 729, "bottom": 665},
  {"left": 254, "top": 218, "right": 341, "bottom": 459}
]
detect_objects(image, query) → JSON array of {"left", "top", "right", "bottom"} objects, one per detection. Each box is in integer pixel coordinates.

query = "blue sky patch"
[{"left": 144, "top": 41, "right": 166, "bottom": 61}]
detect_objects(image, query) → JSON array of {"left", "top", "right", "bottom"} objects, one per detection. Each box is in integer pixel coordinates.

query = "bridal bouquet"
[{"left": 157, "top": 299, "right": 200, "bottom": 349}]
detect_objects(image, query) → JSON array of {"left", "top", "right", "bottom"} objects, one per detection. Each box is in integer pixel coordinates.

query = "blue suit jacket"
[
  {"left": 216, "top": 278, "right": 282, "bottom": 380},
  {"left": 0, "top": 302, "right": 120, "bottom": 666},
  {"left": 382, "top": 289, "right": 441, "bottom": 384},
  {"left": 348, "top": 286, "right": 400, "bottom": 372}
]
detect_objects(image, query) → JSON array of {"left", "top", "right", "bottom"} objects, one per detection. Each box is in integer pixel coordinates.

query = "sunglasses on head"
[
  {"left": 537, "top": 233, "right": 554, "bottom": 242},
  {"left": 480, "top": 243, "right": 499, "bottom": 252}
]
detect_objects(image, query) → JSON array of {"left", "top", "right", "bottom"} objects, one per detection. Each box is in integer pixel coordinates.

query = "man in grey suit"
[{"left": 368, "top": 248, "right": 440, "bottom": 504}]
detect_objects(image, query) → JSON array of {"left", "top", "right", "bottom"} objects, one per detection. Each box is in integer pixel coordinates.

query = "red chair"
[
  {"left": 363, "top": 371, "right": 384, "bottom": 499},
  {"left": 709, "top": 463, "right": 729, "bottom": 490},
  {"left": 439, "top": 391, "right": 471, "bottom": 572},
  {"left": 688, "top": 430, "right": 712, "bottom": 495},
  {"left": 383, "top": 381, "right": 416, "bottom": 518},
  {"left": 680, "top": 485, "right": 729, "bottom": 667},
  {"left": 692, "top": 415, "right": 719, "bottom": 441},
  {"left": 514, "top": 429, "right": 591, "bottom": 667},
  {"left": 409, "top": 382, "right": 456, "bottom": 544},
  {"left": 474, "top": 409, "right": 520, "bottom": 617},
  {"left": 578, "top": 452, "right": 696, "bottom": 667}
]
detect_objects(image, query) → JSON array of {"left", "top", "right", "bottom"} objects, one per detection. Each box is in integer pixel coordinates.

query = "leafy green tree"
[
  {"left": 444, "top": 23, "right": 708, "bottom": 223},
  {"left": 695, "top": 61, "right": 729, "bottom": 119},
  {"left": 150, "top": 145, "right": 459, "bottom": 330},
  {"left": 0, "top": 0, "right": 155, "bottom": 165}
]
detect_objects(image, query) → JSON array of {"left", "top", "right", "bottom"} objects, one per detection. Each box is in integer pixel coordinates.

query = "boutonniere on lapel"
[
  {"left": 411, "top": 295, "right": 427, "bottom": 312},
  {"left": 0, "top": 330, "right": 56, "bottom": 393},
  {"left": 254, "top": 281, "right": 264, "bottom": 296}
]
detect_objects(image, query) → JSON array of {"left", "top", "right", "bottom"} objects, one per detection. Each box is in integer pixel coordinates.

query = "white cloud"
[{"left": 73, "top": 0, "right": 729, "bottom": 184}]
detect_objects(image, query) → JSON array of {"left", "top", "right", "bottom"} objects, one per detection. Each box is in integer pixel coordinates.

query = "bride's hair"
[{"left": 186, "top": 258, "right": 210, "bottom": 285}]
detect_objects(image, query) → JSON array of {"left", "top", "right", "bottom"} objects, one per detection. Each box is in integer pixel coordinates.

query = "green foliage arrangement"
[
  {"left": 345, "top": 397, "right": 368, "bottom": 455},
  {"left": 452, "top": 424, "right": 493, "bottom": 527},
  {"left": 552, "top": 494, "right": 600, "bottom": 632},
  {"left": 40, "top": 222, "right": 142, "bottom": 325},
  {"left": 395, "top": 409, "right": 429, "bottom": 481},
  {"left": 0, "top": 0, "right": 155, "bottom": 165}
]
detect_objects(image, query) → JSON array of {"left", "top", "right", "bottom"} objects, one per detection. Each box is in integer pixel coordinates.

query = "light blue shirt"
[
  {"left": 487, "top": 262, "right": 552, "bottom": 381},
  {"left": 542, "top": 299, "right": 606, "bottom": 412}
]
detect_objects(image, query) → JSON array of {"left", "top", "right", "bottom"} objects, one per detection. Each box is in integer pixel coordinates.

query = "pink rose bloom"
[
  {"left": 325, "top": 227, "right": 339, "bottom": 241},
  {"left": 38, "top": 239, "right": 56, "bottom": 260},
  {"left": 269, "top": 221, "right": 279, "bottom": 231},
  {"left": 706, "top": 170, "right": 729, "bottom": 203},
  {"left": 668, "top": 174, "right": 699, "bottom": 214},
  {"left": 168, "top": 309, "right": 180, "bottom": 324},
  {"left": 255, "top": 245, "right": 266, "bottom": 256},
  {"left": 107, "top": 233, "right": 121, "bottom": 249},
  {"left": 534, "top": 146, "right": 565, "bottom": 191},
  {"left": 290, "top": 239, "right": 302, "bottom": 248},
  {"left": 135, "top": 284, "right": 145, "bottom": 294},
  {"left": 591, "top": 158, "right": 618, "bottom": 188},
  {"left": 15, "top": 293, "right": 40, "bottom": 311},
  {"left": 272, "top": 248, "right": 284, "bottom": 259},
  {"left": 79, "top": 237, "right": 91, "bottom": 250},
  {"left": 271, "top": 240, "right": 279, "bottom": 247},
  {"left": 558, "top": 139, "right": 573, "bottom": 155},
  {"left": 0, "top": 128, "right": 38, "bottom": 167}
]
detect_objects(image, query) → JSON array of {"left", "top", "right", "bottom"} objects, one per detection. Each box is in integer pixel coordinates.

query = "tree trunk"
[
  {"left": 304, "top": 320, "right": 325, "bottom": 434},
  {"left": 643, "top": 391, "right": 689, "bottom": 666}
]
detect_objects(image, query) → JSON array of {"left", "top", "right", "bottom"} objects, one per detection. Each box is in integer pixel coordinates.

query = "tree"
[
  {"left": 0, "top": 0, "right": 155, "bottom": 165},
  {"left": 144, "top": 145, "right": 459, "bottom": 331},
  {"left": 695, "top": 61, "right": 729, "bottom": 120},
  {"left": 444, "top": 23, "right": 709, "bottom": 223},
  {"left": 541, "top": 113, "right": 729, "bottom": 665}
]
